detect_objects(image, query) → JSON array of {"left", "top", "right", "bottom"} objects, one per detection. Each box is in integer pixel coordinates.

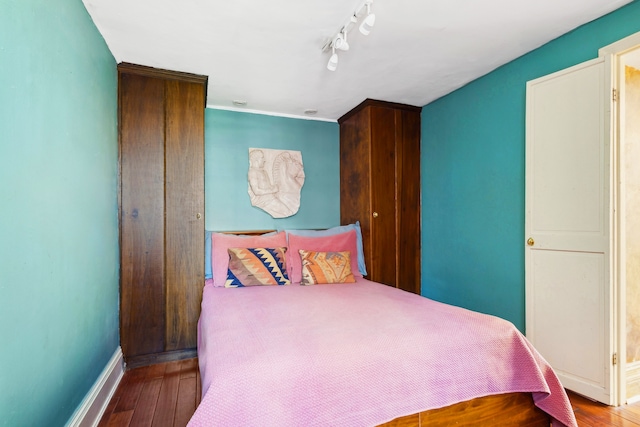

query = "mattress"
[{"left": 188, "top": 278, "right": 577, "bottom": 427}]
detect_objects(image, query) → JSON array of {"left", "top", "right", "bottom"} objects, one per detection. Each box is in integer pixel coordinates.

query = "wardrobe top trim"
[
  {"left": 338, "top": 98, "right": 422, "bottom": 124},
  {"left": 118, "top": 62, "right": 208, "bottom": 86}
]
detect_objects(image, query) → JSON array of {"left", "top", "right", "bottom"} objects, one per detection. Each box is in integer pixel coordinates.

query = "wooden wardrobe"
[
  {"left": 339, "top": 99, "right": 422, "bottom": 294},
  {"left": 118, "top": 63, "right": 207, "bottom": 367}
]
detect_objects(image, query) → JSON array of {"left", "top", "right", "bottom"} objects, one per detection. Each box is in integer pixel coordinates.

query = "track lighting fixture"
[
  {"left": 327, "top": 47, "right": 338, "bottom": 71},
  {"left": 359, "top": 2, "right": 375, "bottom": 36},
  {"left": 322, "top": 0, "right": 375, "bottom": 71}
]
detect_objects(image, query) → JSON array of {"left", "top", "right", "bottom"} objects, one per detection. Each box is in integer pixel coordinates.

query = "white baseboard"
[{"left": 66, "top": 346, "right": 124, "bottom": 427}]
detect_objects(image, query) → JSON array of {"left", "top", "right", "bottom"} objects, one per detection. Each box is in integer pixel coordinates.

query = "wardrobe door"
[
  {"left": 369, "top": 106, "right": 398, "bottom": 287},
  {"left": 340, "top": 108, "right": 374, "bottom": 279},
  {"left": 165, "top": 79, "right": 205, "bottom": 351},
  {"left": 119, "top": 73, "right": 166, "bottom": 358},
  {"left": 396, "top": 109, "right": 421, "bottom": 293}
]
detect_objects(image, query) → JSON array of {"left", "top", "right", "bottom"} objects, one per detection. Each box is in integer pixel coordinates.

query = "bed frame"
[
  {"left": 378, "top": 392, "right": 550, "bottom": 426},
  {"left": 214, "top": 231, "right": 553, "bottom": 426}
]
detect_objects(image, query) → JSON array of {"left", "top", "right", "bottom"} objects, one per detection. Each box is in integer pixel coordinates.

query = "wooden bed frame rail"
[{"left": 377, "top": 392, "right": 550, "bottom": 427}]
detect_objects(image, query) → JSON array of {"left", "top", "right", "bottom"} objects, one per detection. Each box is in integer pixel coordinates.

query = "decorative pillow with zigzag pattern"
[{"left": 225, "top": 247, "right": 291, "bottom": 287}]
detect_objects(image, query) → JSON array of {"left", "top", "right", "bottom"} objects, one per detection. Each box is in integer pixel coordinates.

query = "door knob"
[
  {"left": 372, "top": 212, "right": 379, "bottom": 218},
  {"left": 196, "top": 213, "right": 202, "bottom": 219},
  {"left": 527, "top": 237, "right": 534, "bottom": 246}
]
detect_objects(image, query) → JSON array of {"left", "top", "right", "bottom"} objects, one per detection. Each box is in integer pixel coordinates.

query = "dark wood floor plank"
[
  {"left": 144, "top": 362, "right": 168, "bottom": 380},
  {"left": 106, "top": 410, "right": 134, "bottom": 427},
  {"left": 114, "top": 366, "right": 148, "bottom": 412},
  {"left": 174, "top": 376, "right": 197, "bottom": 427},
  {"left": 179, "top": 358, "right": 197, "bottom": 379},
  {"left": 130, "top": 377, "right": 163, "bottom": 427},
  {"left": 97, "top": 396, "right": 120, "bottom": 427},
  {"left": 151, "top": 362, "right": 182, "bottom": 427},
  {"left": 568, "top": 390, "right": 640, "bottom": 427}
]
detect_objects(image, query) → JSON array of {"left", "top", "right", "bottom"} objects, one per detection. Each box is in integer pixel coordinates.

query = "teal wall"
[
  {"left": 421, "top": 0, "right": 640, "bottom": 332},
  {"left": 205, "top": 109, "right": 340, "bottom": 231},
  {"left": 0, "top": 0, "right": 119, "bottom": 425}
]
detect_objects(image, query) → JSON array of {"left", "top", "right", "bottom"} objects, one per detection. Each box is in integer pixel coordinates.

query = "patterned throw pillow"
[
  {"left": 299, "top": 250, "right": 356, "bottom": 285},
  {"left": 211, "top": 231, "right": 287, "bottom": 287},
  {"left": 225, "top": 247, "right": 290, "bottom": 287}
]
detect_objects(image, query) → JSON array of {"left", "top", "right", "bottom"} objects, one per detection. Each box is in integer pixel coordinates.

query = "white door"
[{"left": 525, "top": 56, "right": 616, "bottom": 404}]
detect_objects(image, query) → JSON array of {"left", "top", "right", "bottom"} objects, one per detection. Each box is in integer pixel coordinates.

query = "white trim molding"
[
  {"left": 599, "top": 30, "right": 640, "bottom": 57},
  {"left": 66, "top": 347, "right": 124, "bottom": 427}
]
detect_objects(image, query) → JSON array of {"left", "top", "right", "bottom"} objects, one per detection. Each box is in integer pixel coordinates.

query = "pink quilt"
[{"left": 189, "top": 279, "right": 577, "bottom": 427}]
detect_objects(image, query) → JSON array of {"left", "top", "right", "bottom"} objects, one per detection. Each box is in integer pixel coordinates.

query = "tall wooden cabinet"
[
  {"left": 118, "top": 63, "right": 207, "bottom": 367},
  {"left": 339, "top": 99, "right": 422, "bottom": 294}
]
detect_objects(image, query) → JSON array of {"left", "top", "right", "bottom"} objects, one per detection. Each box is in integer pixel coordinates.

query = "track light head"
[
  {"left": 359, "top": 12, "right": 375, "bottom": 35},
  {"left": 327, "top": 48, "right": 338, "bottom": 71},
  {"left": 334, "top": 32, "right": 349, "bottom": 51}
]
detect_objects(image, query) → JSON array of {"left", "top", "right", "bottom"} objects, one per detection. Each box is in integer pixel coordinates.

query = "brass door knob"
[
  {"left": 372, "top": 212, "right": 379, "bottom": 218},
  {"left": 527, "top": 237, "right": 535, "bottom": 246},
  {"left": 196, "top": 213, "right": 202, "bottom": 219}
]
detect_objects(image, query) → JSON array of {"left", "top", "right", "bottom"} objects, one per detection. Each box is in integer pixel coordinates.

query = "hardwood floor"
[
  {"left": 99, "top": 358, "right": 640, "bottom": 426},
  {"left": 98, "top": 358, "right": 200, "bottom": 427},
  {"left": 569, "top": 392, "right": 640, "bottom": 426}
]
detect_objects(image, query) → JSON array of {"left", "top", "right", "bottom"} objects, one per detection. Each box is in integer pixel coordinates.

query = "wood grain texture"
[
  {"left": 125, "top": 349, "right": 198, "bottom": 370},
  {"left": 128, "top": 378, "right": 162, "bottom": 427},
  {"left": 340, "top": 104, "right": 372, "bottom": 274},
  {"left": 99, "top": 360, "right": 201, "bottom": 427},
  {"left": 570, "top": 390, "right": 640, "bottom": 426},
  {"left": 369, "top": 105, "right": 398, "bottom": 287},
  {"left": 339, "top": 99, "right": 421, "bottom": 293},
  {"left": 396, "top": 108, "right": 421, "bottom": 294},
  {"left": 418, "top": 392, "right": 549, "bottom": 426},
  {"left": 164, "top": 78, "right": 205, "bottom": 352},
  {"left": 151, "top": 362, "right": 181, "bottom": 427},
  {"left": 119, "top": 72, "right": 166, "bottom": 358},
  {"left": 112, "top": 367, "right": 147, "bottom": 413},
  {"left": 117, "top": 63, "right": 210, "bottom": 91}
]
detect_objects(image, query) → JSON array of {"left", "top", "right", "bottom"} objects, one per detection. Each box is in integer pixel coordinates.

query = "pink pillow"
[
  {"left": 211, "top": 231, "right": 287, "bottom": 287},
  {"left": 287, "top": 230, "right": 362, "bottom": 284}
]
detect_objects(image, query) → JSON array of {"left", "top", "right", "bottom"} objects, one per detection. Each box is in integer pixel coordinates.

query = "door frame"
[
  {"left": 600, "top": 30, "right": 640, "bottom": 405},
  {"left": 523, "top": 28, "right": 640, "bottom": 409}
]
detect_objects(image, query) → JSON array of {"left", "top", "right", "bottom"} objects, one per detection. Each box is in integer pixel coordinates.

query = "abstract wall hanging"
[{"left": 248, "top": 148, "right": 305, "bottom": 218}]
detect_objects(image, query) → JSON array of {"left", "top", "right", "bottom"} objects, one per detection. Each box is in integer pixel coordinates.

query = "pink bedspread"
[{"left": 189, "top": 279, "right": 577, "bottom": 427}]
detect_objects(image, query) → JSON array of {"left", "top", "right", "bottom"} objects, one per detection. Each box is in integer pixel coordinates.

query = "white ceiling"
[{"left": 83, "top": 0, "right": 632, "bottom": 122}]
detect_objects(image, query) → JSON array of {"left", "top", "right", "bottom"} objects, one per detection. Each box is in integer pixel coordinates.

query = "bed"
[{"left": 188, "top": 229, "right": 577, "bottom": 427}]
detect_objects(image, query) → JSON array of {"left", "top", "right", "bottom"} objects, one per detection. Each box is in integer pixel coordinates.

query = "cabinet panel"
[
  {"left": 396, "top": 109, "right": 421, "bottom": 293},
  {"left": 340, "top": 111, "right": 373, "bottom": 276},
  {"left": 369, "top": 107, "right": 398, "bottom": 286},
  {"left": 119, "top": 73, "right": 166, "bottom": 358},
  {"left": 165, "top": 80, "right": 205, "bottom": 351}
]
